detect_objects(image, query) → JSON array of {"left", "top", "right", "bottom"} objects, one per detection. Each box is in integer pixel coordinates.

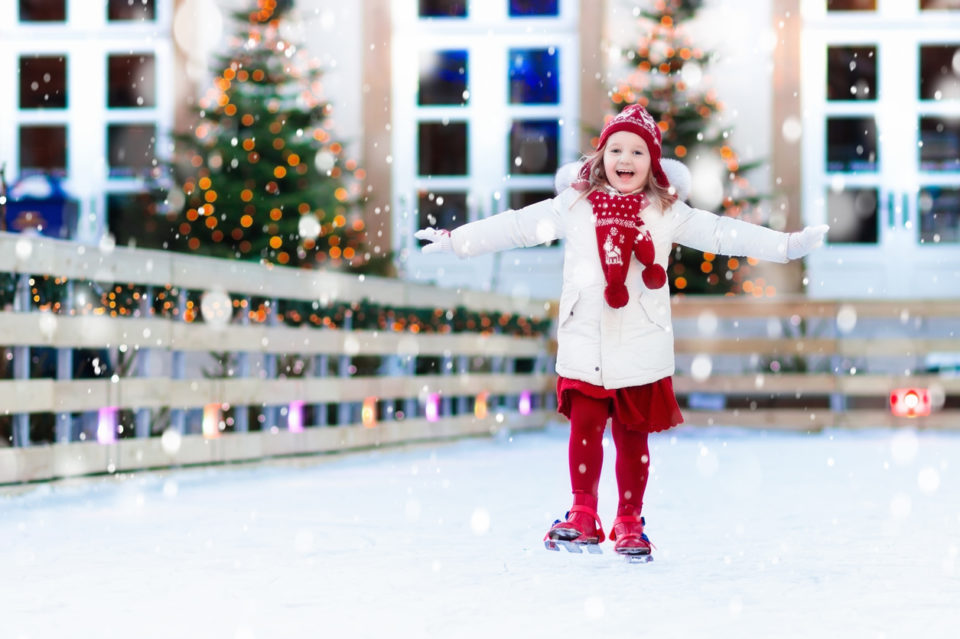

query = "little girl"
[{"left": 416, "top": 104, "right": 828, "bottom": 561}]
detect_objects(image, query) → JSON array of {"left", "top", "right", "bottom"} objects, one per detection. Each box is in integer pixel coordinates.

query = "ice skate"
[
  {"left": 610, "top": 515, "right": 653, "bottom": 563},
  {"left": 544, "top": 505, "right": 605, "bottom": 554}
]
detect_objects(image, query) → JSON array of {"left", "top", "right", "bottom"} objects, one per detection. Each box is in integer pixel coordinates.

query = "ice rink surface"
[{"left": 3, "top": 423, "right": 958, "bottom": 639}]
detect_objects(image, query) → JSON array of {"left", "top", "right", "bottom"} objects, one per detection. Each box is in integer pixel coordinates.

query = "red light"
[{"left": 890, "top": 388, "right": 931, "bottom": 418}]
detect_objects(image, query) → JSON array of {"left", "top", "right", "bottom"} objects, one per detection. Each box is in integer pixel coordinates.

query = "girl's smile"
[{"left": 603, "top": 131, "right": 651, "bottom": 194}]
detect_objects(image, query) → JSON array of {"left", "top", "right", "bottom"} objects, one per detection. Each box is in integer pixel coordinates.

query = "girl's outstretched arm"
[
  {"left": 415, "top": 194, "right": 568, "bottom": 257},
  {"left": 672, "top": 200, "right": 828, "bottom": 262}
]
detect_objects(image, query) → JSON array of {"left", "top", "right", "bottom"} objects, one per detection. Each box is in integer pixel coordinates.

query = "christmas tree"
[
  {"left": 611, "top": 0, "right": 767, "bottom": 296},
  {"left": 168, "top": 0, "right": 367, "bottom": 268}
]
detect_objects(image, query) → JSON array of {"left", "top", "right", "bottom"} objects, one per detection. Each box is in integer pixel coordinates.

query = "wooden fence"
[
  {"left": 0, "top": 232, "right": 556, "bottom": 483},
  {"left": 2, "top": 231, "right": 958, "bottom": 484}
]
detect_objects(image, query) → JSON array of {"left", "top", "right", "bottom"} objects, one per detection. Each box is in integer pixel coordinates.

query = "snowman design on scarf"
[{"left": 588, "top": 188, "right": 666, "bottom": 309}]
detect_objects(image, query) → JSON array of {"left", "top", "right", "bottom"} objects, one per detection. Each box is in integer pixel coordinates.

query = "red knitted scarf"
[{"left": 587, "top": 189, "right": 667, "bottom": 308}]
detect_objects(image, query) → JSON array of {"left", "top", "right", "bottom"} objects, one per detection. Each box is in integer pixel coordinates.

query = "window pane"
[
  {"left": 509, "top": 119, "right": 559, "bottom": 175},
  {"left": 108, "top": 54, "right": 156, "bottom": 108},
  {"left": 107, "top": 192, "right": 169, "bottom": 248},
  {"left": 509, "top": 0, "right": 559, "bottom": 16},
  {"left": 509, "top": 190, "right": 553, "bottom": 209},
  {"left": 826, "top": 117, "right": 877, "bottom": 172},
  {"left": 919, "top": 45, "right": 960, "bottom": 101},
  {"left": 509, "top": 48, "right": 559, "bottom": 104},
  {"left": 19, "top": 55, "right": 67, "bottom": 109},
  {"left": 827, "top": 0, "right": 876, "bottom": 10},
  {"left": 919, "top": 187, "right": 960, "bottom": 243},
  {"left": 825, "top": 188, "right": 878, "bottom": 244},
  {"left": 418, "top": 121, "right": 467, "bottom": 175},
  {"left": 19, "top": 0, "right": 66, "bottom": 21},
  {"left": 419, "top": 50, "right": 468, "bottom": 106},
  {"left": 827, "top": 46, "right": 876, "bottom": 101},
  {"left": 108, "top": 0, "right": 156, "bottom": 21},
  {"left": 19, "top": 125, "right": 67, "bottom": 174},
  {"left": 107, "top": 123, "right": 157, "bottom": 176},
  {"left": 419, "top": 0, "right": 467, "bottom": 17},
  {"left": 920, "top": 1, "right": 960, "bottom": 9},
  {"left": 919, "top": 117, "right": 960, "bottom": 171},
  {"left": 417, "top": 191, "right": 467, "bottom": 232}
]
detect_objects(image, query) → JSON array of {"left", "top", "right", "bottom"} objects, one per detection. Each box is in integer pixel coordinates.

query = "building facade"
[{"left": 1, "top": 0, "right": 958, "bottom": 298}]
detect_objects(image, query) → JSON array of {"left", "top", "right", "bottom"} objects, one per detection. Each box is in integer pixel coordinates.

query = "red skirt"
[{"left": 557, "top": 375, "right": 684, "bottom": 434}]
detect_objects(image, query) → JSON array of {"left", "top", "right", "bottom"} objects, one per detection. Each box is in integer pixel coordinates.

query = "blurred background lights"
[
  {"left": 298, "top": 214, "right": 322, "bottom": 239},
  {"left": 518, "top": 391, "right": 532, "bottom": 416},
  {"left": 835, "top": 304, "right": 858, "bottom": 334},
  {"left": 161, "top": 428, "right": 183, "bottom": 455},
  {"left": 474, "top": 391, "right": 489, "bottom": 419},
  {"left": 680, "top": 60, "right": 703, "bottom": 88},
  {"left": 425, "top": 393, "right": 440, "bottom": 422},
  {"left": 696, "top": 310, "right": 718, "bottom": 335},
  {"left": 890, "top": 388, "right": 931, "bottom": 418},
  {"left": 287, "top": 400, "right": 304, "bottom": 432},
  {"left": 690, "top": 354, "right": 713, "bottom": 381},
  {"left": 200, "top": 289, "right": 232, "bottom": 328},
  {"left": 688, "top": 150, "right": 725, "bottom": 210},
  {"left": 362, "top": 397, "right": 377, "bottom": 428},
  {"left": 97, "top": 407, "right": 118, "bottom": 444},
  {"left": 173, "top": 0, "right": 224, "bottom": 56},
  {"left": 314, "top": 150, "right": 336, "bottom": 173},
  {"left": 202, "top": 403, "right": 221, "bottom": 438},
  {"left": 15, "top": 236, "right": 33, "bottom": 260},
  {"left": 38, "top": 311, "right": 58, "bottom": 339}
]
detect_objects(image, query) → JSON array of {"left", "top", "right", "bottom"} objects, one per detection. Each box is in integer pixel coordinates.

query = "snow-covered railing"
[
  {"left": 670, "top": 297, "right": 960, "bottom": 430},
  {"left": 0, "top": 232, "right": 556, "bottom": 484}
]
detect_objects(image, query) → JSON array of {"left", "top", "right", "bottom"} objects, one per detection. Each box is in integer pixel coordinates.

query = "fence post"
[
  {"left": 55, "top": 280, "right": 74, "bottom": 443},
  {"left": 457, "top": 355, "right": 469, "bottom": 415},
  {"left": 337, "top": 310, "right": 353, "bottom": 425},
  {"left": 314, "top": 353, "right": 329, "bottom": 427},
  {"left": 263, "top": 298, "right": 279, "bottom": 431},
  {"left": 134, "top": 285, "right": 152, "bottom": 438},
  {"left": 12, "top": 273, "right": 31, "bottom": 446},
  {"left": 233, "top": 295, "right": 250, "bottom": 433},
  {"left": 169, "top": 287, "right": 187, "bottom": 434}
]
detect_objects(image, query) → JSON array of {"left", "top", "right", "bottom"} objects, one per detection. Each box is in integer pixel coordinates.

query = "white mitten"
[
  {"left": 414, "top": 227, "right": 453, "bottom": 254},
  {"left": 786, "top": 224, "right": 830, "bottom": 259}
]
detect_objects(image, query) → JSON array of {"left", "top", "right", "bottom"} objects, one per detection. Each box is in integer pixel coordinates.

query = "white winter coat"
[{"left": 450, "top": 188, "right": 791, "bottom": 389}]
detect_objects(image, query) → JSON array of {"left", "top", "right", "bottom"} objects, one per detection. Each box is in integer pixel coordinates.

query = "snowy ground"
[{"left": 3, "top": 423, "right": 959, "bottom": 639}]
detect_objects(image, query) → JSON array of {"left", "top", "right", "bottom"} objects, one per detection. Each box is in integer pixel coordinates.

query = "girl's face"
[{"left": 602, "top": 131, "right": 651, "bottom": 194}]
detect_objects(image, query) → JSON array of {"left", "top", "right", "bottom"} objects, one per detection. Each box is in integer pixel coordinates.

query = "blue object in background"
[
  {"left": 509, "top": 48, "right": 559, "bottom": 104},
  {"left": 5, "top": 174, "right": 78, "bottom": 239}
]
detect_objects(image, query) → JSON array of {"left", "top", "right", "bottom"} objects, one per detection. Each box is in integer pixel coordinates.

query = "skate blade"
[
  {"left": 544, "top": 539, "right": 602, "bottom": 554},
  {"left": 618, "top": 551, "right": 653, "bottom": 564}
]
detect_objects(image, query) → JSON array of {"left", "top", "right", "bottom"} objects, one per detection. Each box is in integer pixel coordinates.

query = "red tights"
[{"left": 567, "top": 391, "right": 649, "bottom": 518}]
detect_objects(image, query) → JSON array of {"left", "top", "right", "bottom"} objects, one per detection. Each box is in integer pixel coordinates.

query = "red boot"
[
  {"left": 544, "top": 505, "right": 605, "bottom": 553},
  {"left": 610, "top": 515, "right": 653, "bottom": 561}
]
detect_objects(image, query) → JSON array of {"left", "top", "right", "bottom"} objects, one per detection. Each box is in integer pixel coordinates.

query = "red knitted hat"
[{"left": 595, "top": 104, "right": 669, "bottom": 190}]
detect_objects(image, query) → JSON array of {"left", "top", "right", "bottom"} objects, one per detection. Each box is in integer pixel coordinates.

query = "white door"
[
  {"left": 801, "top": 0, "right": 960, "bottom": 298},
  {"left": 391, "top": 0, "right": 580, "bottom": 298}
]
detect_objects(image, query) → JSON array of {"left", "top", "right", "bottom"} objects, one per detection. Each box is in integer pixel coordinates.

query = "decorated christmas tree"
[
  {"left": 611, "top": 0, "right": 767, "bottom": 295},
  {"left": 168, "top": 0, "right": 367, "bottom": 268}
]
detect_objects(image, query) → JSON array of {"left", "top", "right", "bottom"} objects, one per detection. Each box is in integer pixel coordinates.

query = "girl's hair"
[{"left": 576, "top": 145, "right": 676, "bottom": 212}]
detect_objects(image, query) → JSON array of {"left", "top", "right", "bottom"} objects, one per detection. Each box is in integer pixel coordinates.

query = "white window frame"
[
  {"left": 392, "top": 0, "right": 580, "bottom": 296},
  {"left": 801, "top": 0, "right": 960, "bottom": 298},
  {"left": 0, "top": 0, "right": 173, "bottom": 244}
]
